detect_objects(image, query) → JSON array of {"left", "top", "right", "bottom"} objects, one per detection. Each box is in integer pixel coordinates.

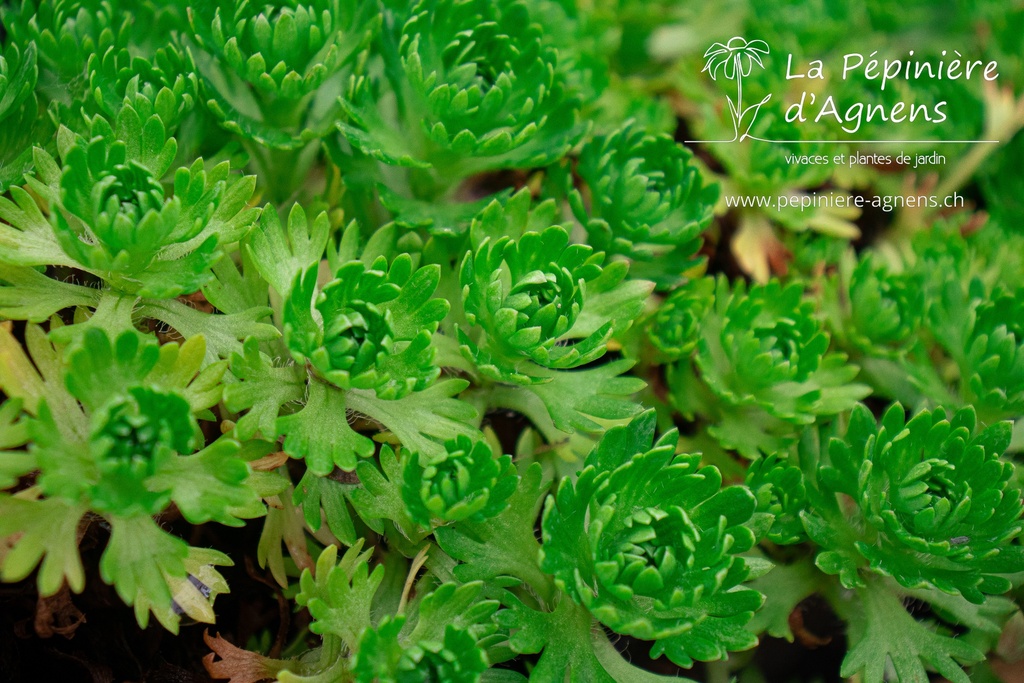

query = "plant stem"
[
  {"left": 397, "top": 544, "right": 431, "bottom": 615},
  {"left": 707, "top": 660, "right": 731, "bottom": 683}
]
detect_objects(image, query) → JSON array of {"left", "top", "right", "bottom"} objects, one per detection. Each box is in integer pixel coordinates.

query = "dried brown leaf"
[
  {"left": 34, "top": 584, "right": 86, "bottom": 638},
  {"left": 203, "top": 631, "right": 289, "bottom": 683}
]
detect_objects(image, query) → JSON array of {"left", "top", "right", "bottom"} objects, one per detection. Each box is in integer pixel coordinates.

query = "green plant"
[
  {"left": 1, "top": 2, "right": 1023, "bottom": 682},
  {"left": 756, "top": 403, "right": 1023, "bottom": 682},
  {"left": 666, "top": 276, "right": 870, "bottom": 458},
  {"left": 569, "top": 121, "right": 717, "bottom": 288},
  {"left": 0, "top": 325, "right": 262, "bottom": 631},
  {"left": 335, "top": 0, "right": 585, "bottom": 199}
]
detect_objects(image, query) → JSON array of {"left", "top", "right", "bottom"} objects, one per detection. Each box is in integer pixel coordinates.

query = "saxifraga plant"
[{"left": 0, "top": 1, "right": 1022, "bottom": 682}]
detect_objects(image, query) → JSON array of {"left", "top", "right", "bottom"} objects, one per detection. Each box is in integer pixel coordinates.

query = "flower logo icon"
[
  {"left": 703, "top": 37, "right": 770, "bottom": 79},
  {"left": 702, "top": 37, "right": 772, "bottom": 141}
]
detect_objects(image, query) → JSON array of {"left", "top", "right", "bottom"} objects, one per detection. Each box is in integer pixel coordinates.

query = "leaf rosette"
[
  {"left": 648, "top": 276, "right": 715, "bottom": 360},
  {"left": 540, "top": 411, "right": 763, "bottom": 667},
  {"left": 458, "top": 193, "right": 649, "bottom": 387},
  {"left": 291, "top": 545, "right": 498, "bottom": 683},
  {"left": 31, "top": 329, "right": 256, "bottom": 525},
  {"left": 570, "top": 122, "right": 717, "bottom": 288},
  {"left": 187, "top": 0, "right": 381, "bottom": 148},
  {"left": 1, "top": 0, "right": 128, "bottom": 87},
  {"left": 337, "top": 0, "right": 584, "bottom": 187},
  {"left": 0, "top": 113, "right": 259, "bottom": 337},
  {"left": 745, "top": 453, "right": 808, "bottom": 545},
  {"left": 86, "top": 45, "right": 197, "bottom": 136},
  {"left": 0, "top": 327, "right": 259, "bottom": 631},
  {"left": 960, "top": 287, "right": 1024, "bottom": 422},
  {"left": 825, "top": 252, "right": 925, "bottom": 357},
  {"left": 460, "top": 226, "right": 603, "bottom": 381},
  {"left": 806, "top": 403, "right": 1024, "bottom": 604},
  {"left": 352, "top": 617, "right": 489, "bottom": 683},
  {"left": 676, "top": 276, "right": 868, "bottom": 457},
  {"left": 0, "top": 41, "right": 47, "bottom": 191},
  {"left": 285, "top": 255, "right": 449, "bottom": 399},
  {"left": 401, "top": 435, "right": 518, "bottom": 526}
]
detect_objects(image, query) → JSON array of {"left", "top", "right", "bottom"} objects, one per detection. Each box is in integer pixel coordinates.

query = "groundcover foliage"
[{"left": 1, "top": 1, "right": 1023, "bottom": 681}]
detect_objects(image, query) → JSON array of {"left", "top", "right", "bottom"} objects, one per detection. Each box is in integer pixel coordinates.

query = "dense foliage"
[{"left": 1, "top": 1, "right": 1023, "bottom": 681}]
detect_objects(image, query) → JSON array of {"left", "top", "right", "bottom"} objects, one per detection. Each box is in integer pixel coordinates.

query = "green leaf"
[
  {"left": 519, "top": 360, "right": 646, "bottom": 433},
  {"left": 0, "top": 262, "right": 100, "bottom": 322},
  {"left": 906, "top": 586, "right": 1017, "bottom": 646},
  {"left": 147, "top": 335, "right": 227, "bottom": 413},
  {"left": 166, "top": 160, "right": 260, "bottom": 253},
  {"left": 0, "top": 324, "right": 50, "bottom": 415},
  {"left": 257, "top": 487, "right": 310, "bottom": 588},
  {"left": 225, "top": 337, "right": 306, "bottom": 441},
  {"left": 591, "top": 629, "right": 698, "bottom": 683},
  {"left": 0, "top": 495, "right": 87, "bottom": 595},
  {"left": 0, "top": 187, "right": 72, "bottom": 267},
  {"left": 298, "top": 542, "right": 384, "bottom": 650},
  {"left": 278, "top": 381, "right": 375, "bottom": 475},
  {"left": 0, "top": 399, "right": 33, "bottom": 488},
  {"left": 0, "top": 324, "right": 86, "bottom": 440},
  {"left": 148, "top": 438, "right": 261, "bottom": 526},
  {"left": 203, "top": 243, "right": 270, "bottom": 316},
  {"left": 840, "top": 578, "right": 984, "bottom": 683},
  {"left": 347, "top": 444, "right": 420, "bottom": 540},
  {"left": 64, "top": 328, "right": 161, "bottom": 412},
  {"left": 435, "top": 462, "right": 551, "bottom": 597},
  {"left": 99, "top": 515, "right": 190, "bottom": 631},
  {"left": 349, "top": 580, "right": 498, "bottom": 683},
  {"left": 569, "top": 262, "right": 654, "bottom": 338},
  {"left": 246, "top": 203, "right": 330, "bottom": 298},
  {"left": 139, "top": 297, "right": 278, "bottom": 366},
  {"left": 378, "top": 184, "right": 511, "bottom": 233},
  {"left": 497, "top": 595, "right": 615, "bottom": 683},
  {"left": 746, "top": 557, "right": 820, "bottom": 641},
  {"left": 293, "top": 469, "right": 358, "bottom": 546},
  {"left": 408, "top": 581, "right": 499, "bottom": 645},
  {"left": 346, "top": 379, "right": 480, "bottom": 460}
]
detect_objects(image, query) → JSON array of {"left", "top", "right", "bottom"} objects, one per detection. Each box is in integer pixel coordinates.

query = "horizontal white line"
[{"left": 686, "top": 138, "right": 1001, "bottom": 144}]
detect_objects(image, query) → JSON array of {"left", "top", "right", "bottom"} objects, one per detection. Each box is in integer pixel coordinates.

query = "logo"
[
  {"left": 690, "top": 37, "right": 1001, "bottom": 146},
  {"left": 701, "top": 37, "right": 772, "bottom": 142}
]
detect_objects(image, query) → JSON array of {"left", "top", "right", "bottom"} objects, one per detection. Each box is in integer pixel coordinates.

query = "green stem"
[
  {"left": 591, "top": 628, "right": 699, "bottom": 682},
  {"left": 485, "top": 384, "right": 568, "bottom": 446},
  {"left": 705, "top": 661, "right": 731, "bottom": 683},
  {"left": 251, "top": 141, "right": 321, "bottom": 204},
  {"left": 397, "top": 544, "right": 431, "bottom": 615}
]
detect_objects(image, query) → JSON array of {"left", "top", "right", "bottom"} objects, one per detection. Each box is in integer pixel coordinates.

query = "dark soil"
[{"left": 0, "top": 516, "right": 280, "bottom": 683}]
